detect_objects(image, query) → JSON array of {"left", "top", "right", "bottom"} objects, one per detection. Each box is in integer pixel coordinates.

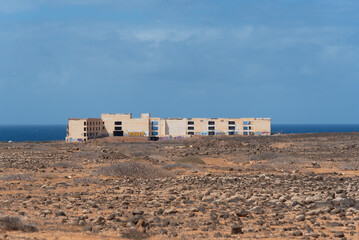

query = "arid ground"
[{"left": 0, "top": 133, "right": 359, "bottom": 239}]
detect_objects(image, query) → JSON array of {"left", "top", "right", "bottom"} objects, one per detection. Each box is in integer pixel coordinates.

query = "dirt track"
[{"left": 0, "top": 133, "right": 359, "bottom": 239}]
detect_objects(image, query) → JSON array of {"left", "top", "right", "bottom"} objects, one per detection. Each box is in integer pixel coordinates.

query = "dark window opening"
[
  {"left": 150, "top": 137, "right": 159, "bottom": 141},
  {"left": 208, "top": 131, "right": 215, "bottom": 135},
  {"left": 188, "top": 132, "right": 194, "bottom": 135},
  {"left": 113, "top": 131, "right": 123, "bottom": 136},
  {"left": 208, "top": 121, "right": 215, "bottom": 125},
  {"left": 84, "top": 122, "right": 86, "bottom": 126},
  {"left": 84, "top": 133, "right": 87, "bottom": 137},
  {"left": 208, "top": 126, "right": 215, "bottom": 130},
  {"left": 188, "top": 121, "right": 194, "bottom": 125},
  {"left": 115, "top": 121, "right": 122, "bottom": 125},
  {"left": 188, "top": 126, "right": 194, "bottom": 130},
  {"left": 84, "top": 127, "right": 86, "bottom": 131},
  {"left": 249, "top": 126, "right": 252, "bottom": 130},
  {"left": 228, "top": 131, "right": 235, "bottom": 135},
  {"left": 243, "top": 132, "right": 248, "bottom": 135},
  {"left": 228, "top": 121, "right": 235, "bottom": 125},
  {"left": 228, "top": 126, "right": 235, "bottom": 130},
  {"left": 115, "top": 127, "right": 122, "bottom": 130}
]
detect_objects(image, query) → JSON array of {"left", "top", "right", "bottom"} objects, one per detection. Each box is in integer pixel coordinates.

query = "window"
[
  {"left": 115, "top": 127, "right": 122, "bottom": 130},
  {"left": 243, "top": 132, "right": 248, "bottom": 135},
  {"left": 115, "top": 121, "right": 122, "bottom": 125},
  {"left": 208, "top": 126, "right": 215, "bottom": 130},
  {"left": 228, "top": 126, "right": 235, "bottom": 130},
  {"left": 188, "top": 126, "right": 194, "bottom": 130},
  {"left": 248, "top": 121, "right": 253, "bottom": 125},
  {"left": 208, "top": 121, "right": 215, "bottom": 125},
  {"left": 188, "top": 121, "right": 194, "bottom": 125},
  {"left": 152, "top": 121, "right": 158, "bottom": 125},
  {"left": 103, "top": 122, "right": 105, "bottom": 125},
  {"left": 84, "top": 127, "right": 86, "bottom": 131},
  {"left": 152, "top": 126, "right": 158, "bottom": 130},
  {"left": 84, "top": 122, "right": 86, "bottom": 126},
  {"left": 228, "top": 121, "right": 235, "bottom": 125},
  {"left": 103, "top": 127, "right": 105, "bottom": 130},
  {"left": 243, "top": 126, "right": 248, "bottom": 130},
  {"left": 84, "top": 133, "right": 87, "bottom": 137},
  {"left": 243, "top": 121, "right": 248, "bottom": 125},
  {"left": 152, "top": 132, "right": 158, "bottom": 136},
  {"left": 228, "top": 131, "right": 235, "bottom": 135},
  {"left": 188, "top": 132, "right": 194, "bottom": 135},
  {"left": 208, "top": 131, "right": 215, "bottom": 135},
  {"left": 249, "top": 126, "right": 252, "bottom": 130}
]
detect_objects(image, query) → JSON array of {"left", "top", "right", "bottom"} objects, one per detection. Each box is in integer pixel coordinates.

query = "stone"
[{"left": 231, "top": 224, "right": 243, "bottom": 234}]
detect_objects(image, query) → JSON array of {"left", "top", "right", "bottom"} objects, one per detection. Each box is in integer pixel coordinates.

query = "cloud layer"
[{"left": 0, "top": 0, "right": 358, "bottom": 124}]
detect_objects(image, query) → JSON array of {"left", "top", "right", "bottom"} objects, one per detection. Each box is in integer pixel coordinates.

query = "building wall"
[
  {"left": 66, "top": 118, "right": 105, "bottom": 142},
  {"left": 101, "top": 113, "right": 150, "bottom": 137},
  {"left": 66, "top": 113, "right": 271, "bottom": 141}
]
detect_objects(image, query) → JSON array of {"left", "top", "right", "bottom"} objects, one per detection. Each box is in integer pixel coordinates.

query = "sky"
[{"left": 0, "top": 0, "right": 358, "bottom": 124}]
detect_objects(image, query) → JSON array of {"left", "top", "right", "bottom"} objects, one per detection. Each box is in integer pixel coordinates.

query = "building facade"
[{"left": 66, "top": 113, "right": 271, "bottom": 142}]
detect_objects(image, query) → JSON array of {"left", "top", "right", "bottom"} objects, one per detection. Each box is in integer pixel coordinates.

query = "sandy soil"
[{"left": 0, "top": 132, "right": 358, "bottom": 239}]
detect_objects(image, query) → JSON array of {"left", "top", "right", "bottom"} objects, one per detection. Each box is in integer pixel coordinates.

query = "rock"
[
  {"left": 333, "top": 232, "right": 345, "bottom": 238},
  {"left": 55, "top": 211, "right": 66, "bottom": 217},
  {"left": 164, "top": 208, "right": 178, "bottom": 214},
  {"left": 296, "top": 214, "right": 305, "bottom": 221},
  {"left": 93, "top": 216, "right": 106, "bottom": 225},
  {"left": 231, "top": 224, "right": 243, "bottom": 234},
  {"left": 131, "top": 209, "right": 144, "bottom": 215},
  {"left": 292, "top": 230, "right": 303, "bottom": 236}
]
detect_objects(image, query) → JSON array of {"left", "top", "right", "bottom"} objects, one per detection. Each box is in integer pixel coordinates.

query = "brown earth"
[{"left": 0, "top": 132, "right": 359, "bottom": 239}]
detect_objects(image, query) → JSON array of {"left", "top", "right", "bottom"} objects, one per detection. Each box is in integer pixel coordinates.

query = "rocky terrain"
[{"left": 0, "top": 132, "right": 359, "bottom": 239}]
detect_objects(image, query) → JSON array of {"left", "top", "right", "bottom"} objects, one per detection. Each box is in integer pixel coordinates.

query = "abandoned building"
[{"left": 66, "top": 113, "right": 271, "bottom": 142}]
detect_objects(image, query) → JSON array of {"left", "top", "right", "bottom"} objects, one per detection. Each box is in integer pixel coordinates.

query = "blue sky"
[{"left": 0, "top": 0, "right": 358, "bottom": 124}]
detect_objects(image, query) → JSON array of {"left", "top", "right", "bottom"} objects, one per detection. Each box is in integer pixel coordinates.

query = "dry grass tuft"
[
  {"left": 339, "top": 162, "right": 359, "bottom": 171},
  {"left": 176, "top": 156, "right": 205, "bottom": 165},
  {"left": 95, "top": 162, "right": 173, "bottom": 179},
  {"left": 0, "top": 216, "right": 38, "bottom": 232},
  {"left": 122, "top": 229, "right": 150, "bottom": 239},
  {"left": 162, "top": 162, "right": 198, "bottom": 170},
  {"left": 0, "top": 174, "right": 34, "bottom": 181},
  {"left": 51, "top": 161, "right": 83, "bottom": 169}
]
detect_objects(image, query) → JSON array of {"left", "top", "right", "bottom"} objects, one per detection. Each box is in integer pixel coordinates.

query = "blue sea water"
[
  {"left": 0, "top": 124, "right": 358, "bottom": 142},
  {"left": 271, "top": 124, "right": 359, "bottom": 134},
  {"left": 0, "top": 125, "right": 66, "bottom": 142}
]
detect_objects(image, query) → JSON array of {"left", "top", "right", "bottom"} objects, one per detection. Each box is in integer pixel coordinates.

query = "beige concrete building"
[{"left": 66, "top": 113, "right": 271, "bottom": 142}]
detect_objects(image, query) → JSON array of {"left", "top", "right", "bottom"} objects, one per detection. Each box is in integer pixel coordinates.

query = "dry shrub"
[
  {"left": 250, "top": 152, "right": 283, "bottom": 161},
  {"left": 95, "top": 162, "right": 173, "bottom": 179},
  {"left": 162, "top": 162, "right": 198, "bottom": 170},
  {"left": 0, "top": 216, "right": 38, "bottom": 232},
  {"left": 246, "top": 163, "right": 275, "bottom": 171},
  {"left": 122, "top": 229, "right": 149, "bottom": 239},
  {"left": 51, "top": 161, "right": 83, "bottom": 169},
  {"left": 339, "top": 162, "right": 359, "bottom": 171},
  {"left": 176, "top": 156, "right": 205, "bottom": 165},
  {"left": 0, "top": 174, "right": 34, "bottom": 181},
  {"left": 73, "top": 177, "right": 103, "bottom": 185}
]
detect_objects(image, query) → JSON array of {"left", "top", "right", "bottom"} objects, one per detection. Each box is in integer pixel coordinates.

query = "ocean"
[{"left": 0, "top": 124, "right": 358, "bottom": 142}]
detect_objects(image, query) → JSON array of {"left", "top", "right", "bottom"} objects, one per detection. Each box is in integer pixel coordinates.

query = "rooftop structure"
[{"left": 66, "top": 113, "right": 271, "bottom": 142}]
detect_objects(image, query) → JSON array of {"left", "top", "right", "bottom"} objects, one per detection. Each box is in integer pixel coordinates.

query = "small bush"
[
  {"left": 0, "top": 174, "right": 34, "bottom": 181},
  {"left": 176, "top": 156, "right": 205, "bottom": 165},
  {"left": 339, "top": 162, "right": 359, "bottom": 171},
  {"left": 73, "top": 177, "right": 103, "bottom": 185},
  {"left": 95, "top": 162, "right": 173, "bottom": 179},
  {"left": 250, "top": 152, "right": 283, "bottom": 161},
  {"left": 51, "top": 162, "right": 83, "bottom": 169},
  {"left": 0, "top": 216, "right": 38, "bottom": 232},
  {"left": 122, "top": 229, "right": 149, "bottom": 239},
  {"left": 162, "top": 162, "right": 198, "bottom": 170}
]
